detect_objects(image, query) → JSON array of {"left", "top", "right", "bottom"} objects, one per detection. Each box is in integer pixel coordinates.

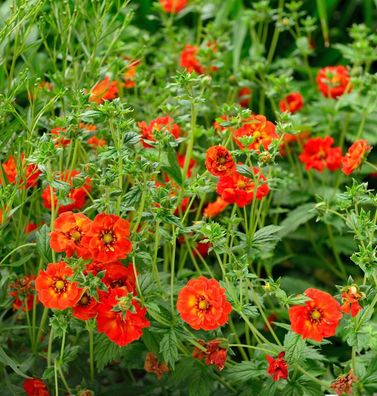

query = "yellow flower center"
[
  {"left": 70, "top": 230, "right": 81, "bottom": 241},
  {"left": 103, "top": 233, "right": 114, "bottom": 244},
  {"left": 311, "top": 309, "right": 321, "bottom": 320},
  {"left": 55, "top": 280, "right": 65, "bottom": 290},
  {"left": 198, "top": 299, "right": 208, "bottom": 310}
]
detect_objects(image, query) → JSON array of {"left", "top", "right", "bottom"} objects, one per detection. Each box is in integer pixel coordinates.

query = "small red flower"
[
  {"left": 266, "top": 352, "right": 288, "bottom": 381},
  {"left": 72, "top": 291, "right": 99, "bottom": 321},
  {"left": 317, "top": 66, "right": 351, "bottom": 98},
  {"left": 177, "top": 153, "right": 196, "bottom": 178},
  {"left": 177, "top": 276, "right": 232, "bottom": 331},
  {"left": 279, "top": 92, "right": 304, "bottom": 113},
  {"left": 238, "top": 87, "right": 252, "bottom": 108},
  {"left": 331, "top": 370, "right": 357, "bottom": 395},
  {"left": 9, "top": 274, "right": 37, "bottom": 311},
  {"left": 138, "top": 116, "right": 181, "bottom": 148},
  {"left": 341, "top": 139, "right": 371, "bottom": 176},
  {"left": 42, "top": 170, "right": 92, "bottom": 214},
  {"left": 205, "top": 146, "right": 236, "bottom": 177},
  {"left": 23, "top": 378, "right": 50, "bottom": 396},
  {"left": 87, "top": 135, "right": 106, "bottom": 148},
  {"left": 144, "top": 352, "right": 170, "bottom": 379},
  {"left": 50, "top": 211, "right": 92, "bottom": 258},
  {"left": 35, "top": 262, "right": 81, "bottom": 310},
  {"left": 289, "top": 288, "right": 342, "bottom": 342},
  {"left": 203, "top": 197, "right": 229, "bottom": 218},
  {"left": 51, "top": 127, "right": 71, "bottom": 147},
  {"left": 193, "top": 339, "right": 228, "bottom": 370},
  {"left": 96, "top": 288, "right": 150, "bottom": 346},
  {"left": 160, "top": 0, "right": 187, "bottom": 13},
  {"left": 79, "top": 123, "right": 97, "bottom": 131},
  {"left": 25, "top": 222, "right": 38, "bottom": 234},
  {"left": 180, "top": 44, "right": 203, "bottom": 74},
  {"left": 233, "top": 115, "right": 278, "bottom": 152},
  {"left": 102, "top": 262, "right": 137, "bottom": 294},
  {"left": 1, "top": 154, "right": 40, "bottom": 189},
  {"left": 299, "top": 136, "right": 342, "bottom": 172},
  {"left": 89, "top": 77, "right": 118, "bottom": 104},
  {"left": 81, "top": 213, "right": 132, "bottom": 263},
  {"left": 193, "top": 240, "right": 212, "bottom": 258},
  {"left": 123, "top": 59, "right": 140, "bottom": 88},
  {"left": 340, "top": 286, "right": 362, "bottom": 317},
  {"left": 216, "top": 168, "right": 269, "bottom": 208}
]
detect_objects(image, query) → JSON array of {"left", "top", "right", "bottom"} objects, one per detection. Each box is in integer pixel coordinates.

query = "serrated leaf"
[
  {"left": 224, "top": 360, "right": 265, "bottom": 382},
  {"left": 94, "top": 333, "right": 123, "bottom": 371},
  {"left": 159, "top": 329, "right": 178, "bottom": 369},
  {"left": 279, "top": 203, "right": 316, "bottom": 238},
  {"left": 284, "top": 332, "right": 305, "bottom": 365},
  {"left": 36, "top": 224, "right": 52, "bottom": 263},
  {"left": 0, "top": 346, "right": 30, "bottom": 378}
]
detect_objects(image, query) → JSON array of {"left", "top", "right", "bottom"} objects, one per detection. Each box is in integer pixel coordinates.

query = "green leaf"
[
  {"left": 159, "top": 329, "right": 178, "bottom": 369},
  {"left": 224, "top": 360, "right": 265, "bottom": 382},
  {"left": 36, "top": 224, "right": 52, "bottom": 263},
  {"left": 0, "top": 346, "right": 30, "bottom": 378},
  {"left": 94, "top": 333, "right": 123, "bottom": 371},
  {"left": 160, "top": 145, "right": 182, "bottom": 186},
  {"left": 279, "top": 203, "right": 316, "bottom": 238},
  {"left": 284, "top": 331, "right": 305, "bottom": 365}
]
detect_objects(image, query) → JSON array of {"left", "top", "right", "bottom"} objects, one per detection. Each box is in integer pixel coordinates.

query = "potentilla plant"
[{"left": 0, "top": 0, "right": 376, "bottom": 395}]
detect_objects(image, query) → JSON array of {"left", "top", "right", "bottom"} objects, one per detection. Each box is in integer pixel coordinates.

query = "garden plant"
[{"left": 1, "top": 0, "right": 377, "bottom": 395}]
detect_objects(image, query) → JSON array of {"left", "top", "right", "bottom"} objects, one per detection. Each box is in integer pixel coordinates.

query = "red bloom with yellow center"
[
  {"left": 89, "top": 76, "right": 118, "bottom": 104},
  {"left": 317, "top": 66, "right": 351, "bottom": 98},
  {"left": 203, "top": 197, "right": 230, "bottom": 218},
  {"left": 340, "top": 286, "right": 362, "bottom": 317},
  {"left": 233, "top": 115, "right": 278, "bottom": 152},
  {"left": 81, "top": 213, "right": 132, "bottom": 263},
  {"left": 299, "top": 136, "right": 342, "bottom": 172},
  {"left": 216, "top": 168, "right": 269, "bottom": 208},
  {"left": 1, "top": 154, "right": 40, "bottom": 189},
  {"left": 23, "top": 378, "right": 50, "bottom": 396},
  {"left": 266, "top": 352, "right": 288, "bottom": 381},
  {"left": 96, "top": 288, "right": 150, "bottom": 346},
  {"left": 279, "top": 92, "right": 304, "bottom": 113},
  {"left": 138, "top": 116, "right": 181, "bottom": 148},
  {"left": 180, "top": 44, "right": 204, "bottom": 74},
  {"left": 160, "top": 0, "right": 187, "bottom": 13},
  {"left": 72, "top": 291, "right": 99, "bottom": 321},
  {"left": 50, "top": 211, "right": 92, "bottom": 258},
  {"left": 289, "top": 288, "right": 342, "bottom": 342},
  {"left": 102, "top": 262, "right": 137, "bottom": 294},
  {"left": 42, "top": 170, "right": 92, "bottom": 214},
  {"left": 176, "top": 276, "right": 232, "bottom": 331},
  {"left": 35, "top": 262, "right": 81, "bottom": 310},
  {"left": 341, "top": 139, "right": 371, "bottom": 176},
  {"left": 205, "top": 146, "right": 236, "bottom": 177}
]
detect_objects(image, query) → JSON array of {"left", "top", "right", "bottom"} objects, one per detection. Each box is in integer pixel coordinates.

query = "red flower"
[
  {"left": 89, "top": 77, "right": 118, "bottom": 104},
  {"left": 50, "top": 211, "right": 92, "bottom": 258},
  {"left": 280, "top": 131, "right": 310, "bottom": 157},
  {"left": 289, "top": 288, "right": 342, "bottom": 342},
  {"left": 177, "top": 153, "right": 196, "bottom": 178},
  {"left": 299, "top": 136, "right": 342, "bottom": 172},
  {"left": 180, "top": 44, "right": 203, "bottom": 74},
  {"left": 25, "top": 222, "right": 38, "bottom": 234},
  {"left": 102, "top": 262, "right": 137, "bottom": 294},
  {"left": 238, "top": 87, "right": 252, "bottom": 108},
  {"left": 216, "top": 168, "right": 269, "bottom": 208},
  {"left": 266, "top": 352, "right": 288, "bottom": 381},
  {"left": 214, "top": 115, "right": 234, "bottom": 133},
  {"left": 341, "top": 139, "right": 371, "bottom": 176},
  {"left": 233, "top": 115, "right": 278, "bottom": 152},
  {"left": 96, "top": 288, "right": 150, "bottom": 346},
  {"left": 144, "top": 352, "right": 169, "bottom": 379},
  {"left": 193, "top": 339, "right": 227, "bottom": 370},
  {"left": 138, "top": 116, "right": 181, "bottom": 148},
  {"left": 23, "top": 378, "right": 50, "bottom": 396},
  {"left": 51, "top": 127, "right": 70, "bottom": 147},
  {"left": 331, "top": 370, "right": 357, "bottom": 395},
  {"left": 177, "top": 276, "right": 232, "bottom": 331},
  {"left": 123, "top": 59, "right": 140, "bottom": 88},
  {"left": 340, "top": 286, "right": 362, "bottom": 317},
  {"left": 87, "top": 135, "right": 106, "bottom": 148},
  {"left": 160, "top": 0, "right": 187, "bottom": 13},
  {"left": 35, "top": 262, "right": 81, "bottom": 310},
  {"left": 72, "top": 291, "right": 98, "bottom": 320},
  {"left": 79, "top": 123, "right": 97, "bottom": 131},
  {"left": 9, "top": 274, "right": 36, "bottom": 311},
  {"left": 279, "top": 92, "right": 304, "bottom": 113},
  {"left": 317, "top": 66, "right": 351, "bottom": 98},
  {"left": 84, "top": 261, "right": 106, "bottom": 276},
  {"left": 81, "top": 213, "right": 132, "bottom": 263},
  {"left": 203, "top": 197, "right": 229, "bottom": 218},
  {"left": 193, "top": 240, "right": 212, "bottom": 258},
  {"left": 42, "top": 170, "right": 92, "bottom": 214},
  {"left": 205, "top": 146, "right": 236, "bottom": 177},
  {"left": 1, "top": 154, "right": 40, "bottom": 189}
]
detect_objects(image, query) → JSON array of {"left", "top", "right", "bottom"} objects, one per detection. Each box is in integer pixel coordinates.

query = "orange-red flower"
[
  {"left": 238, "top": 87, "right": 252, "bottom": 108},
  {"left": 35, "top": 262, "right": 81, "bottom": 310},
  {"left": 299, "top": 136, "right": 342, "bottom": 172},
  {"left": 50, "top": 211, "right": 92, "bottom": 258},
  {"left": 42, "top": 170, "right": 92, "bottom": 214},
  {"left": 79, "top": 123, "right": 97, "bottom": 131},
  {"left": 289, "top": 288, "right": 342, "bottom": 342},
  {"left": 138, "top": 116, "right": 181, "bottom": 148},
  {"left": 87, "top": 135, "right": 106, "bottom": 148},
  {"left": 160, "top": 0, "right": 187, "bottom": 13},
  {"left": 203, "top": 197, "right": 229, "bottom": 218},
  {"left": 331, "top": 370, "right": 357, "bottom": 396},
  {"left": 89, "top": 77, "right": 118, "bottom": 104},
  {"left": 192, "top": 339, "right": 227, "bottom": 370},
  {"left": 205, "top": 146, "right": 236, "bottom": 177},
  {"left": 317, "top": 66, "right": 351, "bottom": 98},
  {"left": 96, "top": 287, "right": 150, "bottom": 346},
  {"left": 216, "top": 168, "right": 269, "bottom": 207},
  {"left": 214, "top": 115, "right": 234, "bottom": 133},
  {"left": 81, "top": 213, "right": 132, "bottom": 263},
  {"left": 51, "top": 127, "right": 71, "bottom": 147},
  {"left": 193, "top": 240, "right": 212, "bottom": 258},
  {"left": 341, "top": 139, "right": 371, "bottom": 176},
  {"left": 23, "top": 378, "right": 50, "bottom": 396},
  {"left": 123, "top": 59, "right": 140, "bottom": 88},
  {"left": 177, "top": 276, "right": 232, "bottom": 331},
  {"left": 25, "top": 222, "right": 38, "bottom": 234},
  {"left": 266, "top": 352, "right": 288, "bottom": 381},
  {"left": 144, "top": 352, "right": 169, "bottom": 379},
  {"left": 233, "top": 115, "right": 278, "bottom": 151},
  {"left": 1, "top": 154, "right": 40, "bottom": 189},
  {"left": 177, "top": 153, "right": 196, "bottom": 178},
  {"left": 72, "top": 291, "right": 99, "bottom": 321},
  {"left": 280, "top": 131, "right": 310, "bottom": 157},
  {"left": 279, "top": 92, "right": 304, "bottom": 113},
  {"left": 340, "top": 286, "right": 362, "bottom": 317},
  {"left": 9, "top": 274, "right": 37, "bottom": 311},
  {"left": 102, "top": 262, "right": 137, "bottom": 294},
  {"left": 180, "top": 44, "right": 204, "bottom": 74}
]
